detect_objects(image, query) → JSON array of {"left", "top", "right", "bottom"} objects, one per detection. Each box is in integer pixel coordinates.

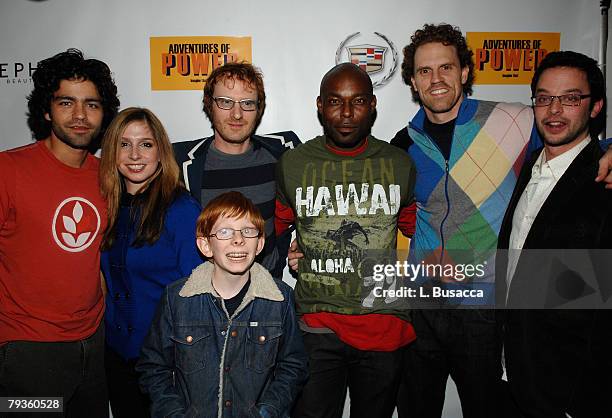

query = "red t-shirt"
[{"left": 0, "top": 142, "right": 106, "bottom": 344}]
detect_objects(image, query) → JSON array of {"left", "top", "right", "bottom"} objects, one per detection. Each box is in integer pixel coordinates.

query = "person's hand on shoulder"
[{"left": 596, "top": 144, "right": 612, "bottom": 189}]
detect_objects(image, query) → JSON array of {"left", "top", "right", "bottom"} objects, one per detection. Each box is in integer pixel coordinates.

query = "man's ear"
[
  {"left": 591, "top": 98, "right": 604, "bottom": 119},
  {"left": 461, "top": 66, "right": 469, "bottom": 85},
  {"left": 316, "top": 96, "right": 322, "bottom": 114},
  {"left": 410, "top": 76, "right": 418, "bottom": 93},
  {"left": 44, "top": 112, "right": 51, "bottom": 121},
  {"left": 196, "top": 237, "right": 213, "bottom": 258}
]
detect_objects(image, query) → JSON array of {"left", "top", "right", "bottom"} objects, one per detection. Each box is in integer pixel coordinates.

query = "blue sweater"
[{"left": 102, "top": 192, "right": 203, "bottom": 360}]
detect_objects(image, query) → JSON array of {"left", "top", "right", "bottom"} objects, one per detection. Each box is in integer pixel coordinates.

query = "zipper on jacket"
[
  {"left": 217, "top": 315, "right": 232, "bottom": 418},
  {"left": 410, "top": 122, "right": 453, "bottom": 263},
  {"left": 439, "top": 159, "right": 451, "bottom": 264}
]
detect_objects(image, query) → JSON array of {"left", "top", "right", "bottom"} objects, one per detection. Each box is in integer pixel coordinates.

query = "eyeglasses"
[
  {"left": 212, "top": 96, "right": 258, "bottom": 111},
  {"left": 531, "top": 93, "right": 591, "bottom": 107},
  {"left": 209, "top": 227, "right": 260, "bottom": 240}
]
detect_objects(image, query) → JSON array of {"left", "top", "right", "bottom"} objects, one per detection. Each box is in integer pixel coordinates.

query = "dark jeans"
[
  {"left": 105, "top": 346, "right": 150, "bottom": 418},
  {"left": 505, "top": 310, "right": 612, "bottom": 418},
  {"left": 397, "top": 309, "right": 502, "bottom": 418},
  {"left": 292, "top": 332, "right": 402, "bottom": 418},
  {"left": 0, "top": 323, "right": 108, "bottom": 418}
]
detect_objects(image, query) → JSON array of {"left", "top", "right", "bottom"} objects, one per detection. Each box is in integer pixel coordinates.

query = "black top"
[
  {"left": 390, "top": 127, "right": 412, "bottom": 150},
  {"left": 223, "top": 277, "right": 251, "bottom": 317},
  {"left": 424, "top": 117, "right": 456, "bottom": 161}
]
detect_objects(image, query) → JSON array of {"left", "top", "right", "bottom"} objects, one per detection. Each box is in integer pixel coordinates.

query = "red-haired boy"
[{"left": 138, "top": 191, "right": 308, "bottom": 418}]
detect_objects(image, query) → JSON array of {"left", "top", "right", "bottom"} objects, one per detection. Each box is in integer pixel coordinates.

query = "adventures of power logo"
[
  {"left": 150, "top": 36, "right": 252, "bottom": 90},
  {"left": 0, "top": 60, "right": 37, "bottom": 86},
  {"left": 52, "top": 197, "right": 101, "bottom": 252},
  {"left": 467, "top": 32, "right": 560, "bottom": 84}
]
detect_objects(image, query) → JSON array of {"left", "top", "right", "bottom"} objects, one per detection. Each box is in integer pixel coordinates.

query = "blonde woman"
[{"left": 99, "top": 107, "right": 202, "bottom": 417}]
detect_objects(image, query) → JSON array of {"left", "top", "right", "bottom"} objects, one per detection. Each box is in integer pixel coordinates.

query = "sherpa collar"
[{"left": 179, "top": 262, "right": 284, "bottom": 302}]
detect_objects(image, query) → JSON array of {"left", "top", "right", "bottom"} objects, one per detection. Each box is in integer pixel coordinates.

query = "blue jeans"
[
  {"left": 0, "top": 323, "right": 108, "bottom": 418},
  {"left": 292, "top": 332, "right": 402, "bottom": 418},
  {"left": 397, "top": 309, "right": 502, "bottom": 418}
]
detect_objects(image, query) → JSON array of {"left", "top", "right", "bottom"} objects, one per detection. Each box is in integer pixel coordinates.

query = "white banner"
[
  {"left": 0, "top": 0, "right": 606, "bottom": 152},
  {"left": 0, "top": 1, "right": 606, "bottom": 416}
]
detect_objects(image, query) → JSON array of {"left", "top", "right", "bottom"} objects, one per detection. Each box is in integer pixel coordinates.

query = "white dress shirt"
[
  {"left": 506, "top": 137, "right": 591, "bottom": 289},
  {"left": 501, "top": 137, "right": 592, "bottom": 384}
]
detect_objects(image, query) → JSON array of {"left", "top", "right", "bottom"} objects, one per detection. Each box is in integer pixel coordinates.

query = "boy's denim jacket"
[{"left": 137, "top": 262, "right": 308, "bottom": 418}]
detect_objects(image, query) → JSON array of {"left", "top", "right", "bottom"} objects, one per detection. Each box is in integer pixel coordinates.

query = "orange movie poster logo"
[
  {"left": 150, "top": 36, "right": 252, "bottom": 90},
  {"left": 467, "top": 32, "right": 560, "bottom": 84}
]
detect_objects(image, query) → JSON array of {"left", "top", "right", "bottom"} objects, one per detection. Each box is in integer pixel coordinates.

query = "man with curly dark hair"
[
  {"left": 27, "top": 48, "right": 120, "bottom": 151},
  {"left": 0, "top": 49, "right": 119, "bottom": 417},
  {"left": 392, "top": 24, "right": 612, "bottom": 418},
  {"left": 401, "top": 23, "right": 475, "bottom": 107}
]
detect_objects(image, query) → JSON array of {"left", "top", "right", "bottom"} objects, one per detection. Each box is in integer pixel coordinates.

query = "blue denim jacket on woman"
[{"left": 137, "top": 262, "right": 308, "bottom": 418}]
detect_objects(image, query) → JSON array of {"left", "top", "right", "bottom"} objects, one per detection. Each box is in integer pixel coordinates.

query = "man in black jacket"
[
  {"left": 173, "top": 63, "right": 299, "bottom": 278},
  {"left": 498, "top": 51, "right": 612, "bottom": 418}
]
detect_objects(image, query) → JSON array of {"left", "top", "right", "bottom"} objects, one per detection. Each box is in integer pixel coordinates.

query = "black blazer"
[{"left": 497, "top": 139, "right": 612, "bottom": 309}]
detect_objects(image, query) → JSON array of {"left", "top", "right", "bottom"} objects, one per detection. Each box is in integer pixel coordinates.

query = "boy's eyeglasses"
[{"left": 209, "top": 227, "right": 260, "bottom": 240}]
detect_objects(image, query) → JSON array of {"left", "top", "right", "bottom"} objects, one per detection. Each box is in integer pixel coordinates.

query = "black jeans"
[
  {"left": 505, "top": 310, "right": 612, "bottom": 418},
  {"left": 397, "top": 309, "right": 502, "bottom": 418},
  {"left": 292, "top": 332, "right": 402, "bottom": 418},
  {"left": 105, "top": 346, "right": 150, "bottom": 418},
  {"left": 0, "top": 323, "right": 108, "bottom": 418}
]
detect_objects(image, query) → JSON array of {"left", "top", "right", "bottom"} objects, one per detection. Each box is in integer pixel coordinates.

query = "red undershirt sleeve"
[
  {"left": 275, "top": 199, "right": 295, "bottom": 237},
  {"left": 397, "top": 201, "right": 416, "bottom": 237}
]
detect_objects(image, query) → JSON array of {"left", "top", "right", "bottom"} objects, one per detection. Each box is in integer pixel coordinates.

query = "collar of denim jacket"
[{"left": 179, "top": 261, "right": 284, "bottom": 303}]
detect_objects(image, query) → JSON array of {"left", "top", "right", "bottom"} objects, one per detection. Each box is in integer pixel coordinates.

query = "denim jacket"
[{"left": 137, "top": 262, "right": 308, "bottom": 418}]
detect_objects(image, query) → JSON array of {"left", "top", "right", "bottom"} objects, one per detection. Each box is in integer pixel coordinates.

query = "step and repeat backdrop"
[
  {"left": 0, "top": 1, "right": 608, "bottom": 416},
  {"left": 0, "top": 0, "right": 607, "bottom": 152}
]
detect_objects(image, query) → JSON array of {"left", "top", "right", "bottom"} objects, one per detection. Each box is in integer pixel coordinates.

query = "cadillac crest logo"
[{"left": 335, "top": 32, "right": 398, "bottom": 88}]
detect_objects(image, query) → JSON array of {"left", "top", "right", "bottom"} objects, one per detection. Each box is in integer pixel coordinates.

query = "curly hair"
[
  {"left": 202, "top": 62, "right": 266, "bottom": 131},
  {"left": 401, "top": 23, "right": 475, "bottom": 103},
  {"left": 531, "top": 50, "right": 606, "bottom": 138},
  {"left": 26, "top": 48, "right": 120, "bottom": 145}
]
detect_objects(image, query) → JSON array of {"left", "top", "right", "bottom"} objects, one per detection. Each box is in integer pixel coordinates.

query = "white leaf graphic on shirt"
[
  {"left": 61, "top": 202, "right": 86, "bottom": 246},
  {"left": 73, "top": 202, "right": 83, "bottom": 223},
  {"left": 62, "top": 233, "right": 77, "bottom": 247},
  {"left": 52, "top": 197, "right": 101, "bottom": 253},
  {"left": 75, "top": 232, "right": 91, "bottom": 247},
  {"left": 63, "top": 216, "right": 77, "bottom": 234}
]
